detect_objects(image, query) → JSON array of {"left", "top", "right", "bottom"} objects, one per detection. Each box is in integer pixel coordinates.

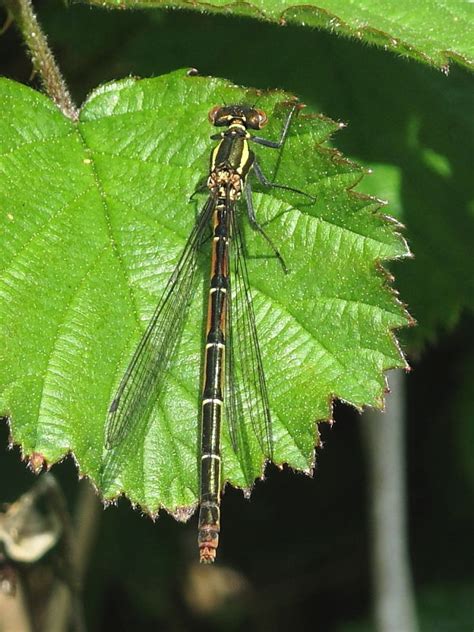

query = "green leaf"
[
  {"left": 37, "top": 4, "right": 474, "bottom": 348},
  {"left": 357, "top": 160, "right": 474, "bottom": 346},
  {"left": 0, "top": 69, "right": 409, "bottom": 514},
  {"left": 80, "top": 0, "right": 474, "bottom": 71},
  {"left": 346, "top": 59, "right": 474, "bottom": 347}
]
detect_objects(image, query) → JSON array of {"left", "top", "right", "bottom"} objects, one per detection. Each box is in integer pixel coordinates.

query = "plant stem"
[
  {"left": 361, "top": 370, "right": 419, "bottom": 632},
  {"left": 4, "top": 0, "right": 78, "bottom": 120}
]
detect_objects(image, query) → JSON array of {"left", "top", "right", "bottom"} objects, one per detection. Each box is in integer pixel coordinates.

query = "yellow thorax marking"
[{"left": 210, "top": 122, "right": 251, "bottom": 176}]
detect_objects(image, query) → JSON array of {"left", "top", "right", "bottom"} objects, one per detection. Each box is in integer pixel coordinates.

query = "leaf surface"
[
  {"left": 0, "top": 70, "right": 409, "bottom": 513},
  {"left": 38, "top": 8, "right": 474, "bottom": 348},
  {"left": 82, "top": 0, "right": 474, "bottom": 70}
]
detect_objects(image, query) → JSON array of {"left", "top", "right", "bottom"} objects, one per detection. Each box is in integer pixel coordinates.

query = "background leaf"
[
  {"left": 80, "top": 0, "right": 474, "bottom": 70},
  {"left": 0, "top": 69, "right": 409, "bottom": 513}
]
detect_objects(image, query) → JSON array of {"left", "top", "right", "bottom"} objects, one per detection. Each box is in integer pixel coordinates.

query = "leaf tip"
[
  {"left": 26, "top": 451, "right": 48, "bottom": 475},
  {"left": 168, "top": 505, "right": 197, "bottom": 523}
]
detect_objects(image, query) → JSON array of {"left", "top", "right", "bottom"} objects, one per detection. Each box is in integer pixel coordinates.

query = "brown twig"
[{"left": 3, "top": 0, "right": 78, "bottom": 120}]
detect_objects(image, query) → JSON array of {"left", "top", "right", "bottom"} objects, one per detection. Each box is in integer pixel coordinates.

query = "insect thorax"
[{"left": 207, "top": 169, "right": 244, "bottom": 202}]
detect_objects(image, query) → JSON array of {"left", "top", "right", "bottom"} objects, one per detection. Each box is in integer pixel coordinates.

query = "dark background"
[{"left": 1, "top": 4, "right": 473, "bottom": 630}]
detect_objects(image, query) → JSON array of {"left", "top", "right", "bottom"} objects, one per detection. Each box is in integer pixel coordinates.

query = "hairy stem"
[
  {"left": 4, "top": 0, "right": 78, "bottom": 119},
  {"left": 361, "top": 370, "right": 419, "bottom": 632}
]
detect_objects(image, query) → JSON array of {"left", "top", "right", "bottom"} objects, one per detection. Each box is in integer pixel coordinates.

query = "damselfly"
[{"left": 106, "top": 102, "right": 311, "bottom": 563}]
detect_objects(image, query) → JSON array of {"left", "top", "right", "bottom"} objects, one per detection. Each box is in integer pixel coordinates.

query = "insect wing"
[
  {"left": 106, "top": 197, "right": 214, "bottom": 448},
  {"left": 225, "top": 210, "right": 274, "bottom": 460}
]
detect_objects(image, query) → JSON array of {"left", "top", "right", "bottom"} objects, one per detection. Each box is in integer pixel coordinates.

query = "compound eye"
[
  {"left": 255, "top": 109, "right": 268, "bottom": 128},
  {"left": 208, "top": 106, "right": 222, "bottom": 125}
]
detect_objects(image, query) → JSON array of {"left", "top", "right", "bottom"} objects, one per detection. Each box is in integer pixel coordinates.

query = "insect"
[{"left": 106, "top": 102, "right": 311, "bottom": 563}]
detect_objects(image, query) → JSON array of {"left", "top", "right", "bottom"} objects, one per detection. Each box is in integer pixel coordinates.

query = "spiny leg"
[{"left": 244, "top": 180, "right": 288, "bottom": 274}]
